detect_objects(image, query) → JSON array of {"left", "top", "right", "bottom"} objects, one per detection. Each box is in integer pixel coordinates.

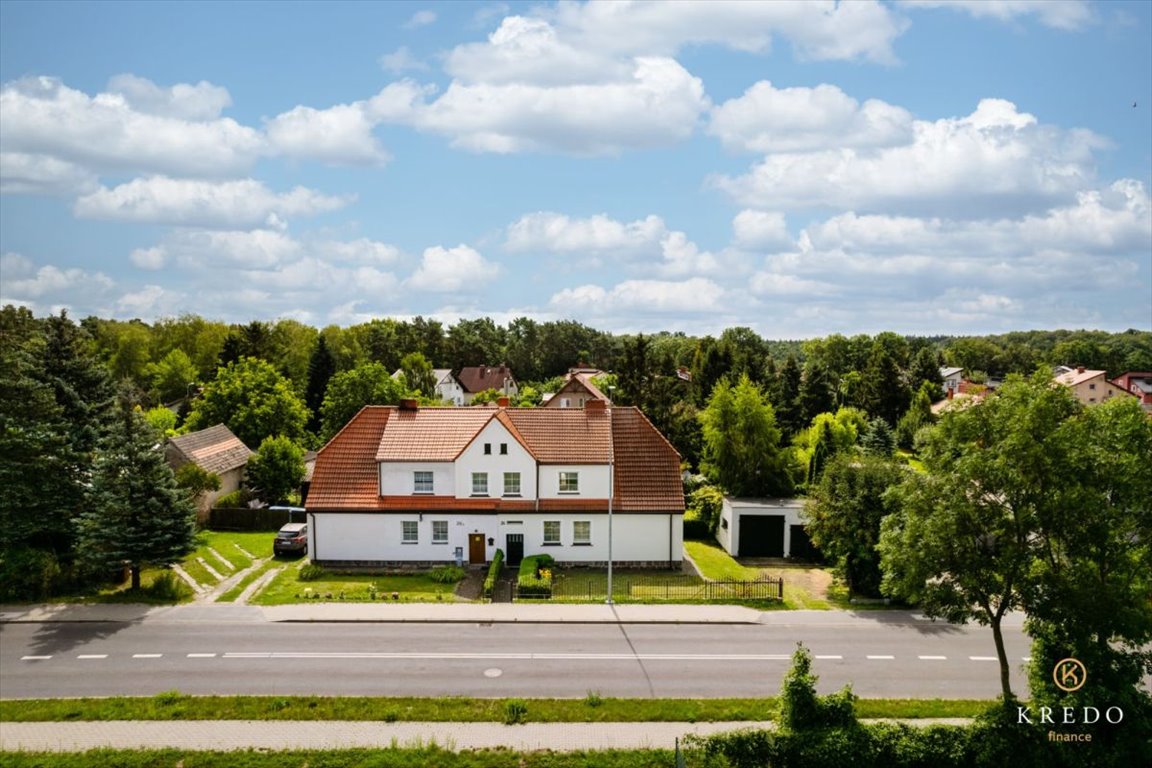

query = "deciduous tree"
[
  {"left": 246, "top": 435, "right": 306, "bottom": 505},
  {"left": 184, "top": 357, "right": 308, "bottom": 450},
  {"left": 698, "top": 374, "right": 791, "bottom": 497}
]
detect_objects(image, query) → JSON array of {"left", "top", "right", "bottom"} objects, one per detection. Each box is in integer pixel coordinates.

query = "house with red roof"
[{"left": 305, "top": 399, "right": 684, "bottom": 568}]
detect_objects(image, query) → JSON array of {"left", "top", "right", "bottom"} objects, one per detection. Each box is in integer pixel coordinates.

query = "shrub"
[
  {"left": 503, "top": 698, "right": 528, "bottom": 724},
  {"left": 688, "top": 485, "right": 725, "bottom": 532},
  {"left": 780, "top": 643, "right": 856, "bottom": 731},
  {"left": 516, "top": 554, "right": 554, "bottom": 599},
  {"left": 483, "top": 549, "right": 504, "bottom": 600},
  {"left": 0, "top": 547, "right": 62, "bottom": 601},
  {"left": 143, "top": 571, "right": 192, "bottom": 601},
  {"left": 428, "top": 565, "right": 466, "bottom": 583},
  {"left": 682, "top": 509, "right": 712, "bottom": 540},
  {"left": 584, "top": 690, "right": 603, "bottom": 708},
  {"left": 298, "top": 563, "right": 328, "bottom": 582},
  {"left": 212, "top": 488, "right": 255, "bottom": 508}
]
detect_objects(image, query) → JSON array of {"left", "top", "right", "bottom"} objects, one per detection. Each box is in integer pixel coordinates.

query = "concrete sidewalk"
[
  {"left": 0, "top": 719, "right": 972, "bottom": 753},
  {"left": 1, "top": 720, "right": 760, "bottom": 752},
  {"left": 0, "top": 602, "right": 764, "bottom": 625}
]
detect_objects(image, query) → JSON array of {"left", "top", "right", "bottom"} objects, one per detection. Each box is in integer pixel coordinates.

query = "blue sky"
[{"left": 1, "top": 0, "right": 1149, "bottom": 338}]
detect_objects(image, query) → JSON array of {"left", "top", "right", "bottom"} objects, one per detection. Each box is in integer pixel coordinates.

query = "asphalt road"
[{"left": 0, "top": 612, "right": 1032, "bottom": 699}]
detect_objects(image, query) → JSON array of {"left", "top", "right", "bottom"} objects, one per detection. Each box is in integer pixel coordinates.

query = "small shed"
[
  {"left": 717, "top": 497, "right": 816, "bottom": 560},
  {"left": 166, "top": 424, "right": 252, "bottom": 522}
]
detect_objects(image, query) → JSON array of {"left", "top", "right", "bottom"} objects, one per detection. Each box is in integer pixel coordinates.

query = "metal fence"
[
  {"left": 515, "top": 573, "right": 784, "bottom": 602},
  {"left": 208, "top": 507, "right": 295, "bottom": 531}
]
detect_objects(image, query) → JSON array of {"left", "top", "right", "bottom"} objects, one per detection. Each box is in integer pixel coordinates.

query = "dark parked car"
[{"left": 274, "top": 522, "right": 308, "bottom": 556}]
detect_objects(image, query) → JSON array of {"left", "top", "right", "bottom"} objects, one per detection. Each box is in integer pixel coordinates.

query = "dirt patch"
[{"left": 737, "top": 559, "right": 834, "bottom": 603}]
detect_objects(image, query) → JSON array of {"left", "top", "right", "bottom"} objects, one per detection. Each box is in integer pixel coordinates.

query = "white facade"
[
  {"left": 310, "top": 511, "right": 682, "bottom": 565},
  {"left": 718, "top": 498, "right": 807, "bottom": 558},
  {"left": 454, "top": 421, "right": 538, "bottom": 499},
  {"left": 434, "top": 370, "right": 465, "bottom": 406}
]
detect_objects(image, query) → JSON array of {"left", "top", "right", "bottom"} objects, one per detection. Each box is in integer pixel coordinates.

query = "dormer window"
[
  {"left": 413, "top": 471, "right": 433, "bottom": 494},
  {"left": 472, "top": 472, "right": 489, "bottom": 496},
  {"left": 559, "top": 471, "right": 579, "bottom": 494}
]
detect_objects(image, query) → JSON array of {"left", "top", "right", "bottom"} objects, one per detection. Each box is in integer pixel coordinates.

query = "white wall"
[
  {"left": 310, "top": 512, "right": 501, "bottom": 562},
  {"left": 497, "top": 512, "right": 681, "bottom": 564},
  {"left": 454, "top": 420, "right": 537, "bottom": 499},
  {"left": 721, "top": 498, "right": 805, "bottom": 557},
  {"left": 538, "top": 465, "right": 610, "bottom": 499},
  {"left": 310, "top": 512, "right": 681, "bottom": 564},
  {"left": 379, "top": 462, "right": 454, "bottom": 496}
]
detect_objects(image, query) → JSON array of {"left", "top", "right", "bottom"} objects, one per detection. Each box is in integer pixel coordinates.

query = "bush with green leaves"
[
  {"left": 298, "top": 564, "right": 328, "bottom": 582},
  {"left": 780, "top": 643, "right": 856, "bottom": 731},
  {"left": 483, "top": 548, "right": 504, "bottom": 599},
  {"left": 517, "top": 554, "right": 554, "bottom": 598},
  {"left": 503, "top": 698, "right": 528, "bottom": 724},
  {"left": 0, "top": 547, "right": 62, "bottom": 601},
  {"left": 428, "top": 565, "right": 466, "bottom": 583}
]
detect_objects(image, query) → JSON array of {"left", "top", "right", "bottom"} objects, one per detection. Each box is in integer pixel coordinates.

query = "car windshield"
[{"left": 278, "top": 530, "right": 302, "bottom": 538}]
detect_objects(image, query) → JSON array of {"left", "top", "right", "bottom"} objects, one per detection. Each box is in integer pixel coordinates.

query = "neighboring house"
[
  {"left": 1054, "top": 367, "right": 1135, "bottom": 406},
  {"left": 391, "top": 368, "right": 465, "bottom": 405},
  {"left": 305, "top": 399, "right": 684, "bottom": 568},
  {"left": 717, "top": 498, "right": 818, "bottom": 560},
  {"left": 544, "top": 371, "right": 612, "bottom": 409},
  {"left": 1110, "top": 371, "right": 1152, "bottom": 413},
  {"left": 940, "top": 366, "right": 964, "bottom": 398},
  {"left": 455, "top": 365, "right": 519, "bottom": 404},
  {"left": 165, "top": 424, "right": 252, "bottom": 522}
]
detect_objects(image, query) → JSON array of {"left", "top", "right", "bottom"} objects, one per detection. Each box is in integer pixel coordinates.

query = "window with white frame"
[
  {"left": 402, "top": 520, "right": 418, "bottom": 544},
  {"left": 472, "top": 472, "right": 489, "bottom": 496},
  {"left": 559, "top": 471, "right": 579, "bottom": 493},
  {"left": 503, "top": 472, "right": 521, "bottom": 496},
  {"left": 413, "top": 471, "right": 433, "bottom": 494},
  {"left": 543, "top": 520, "right": 561, "bottom": 545},
  {"left": 573, "top": 520, "right": 591, "bottom": 545},
  {"left": 432, "top": 520, "right": 448, "bottom": 544}
]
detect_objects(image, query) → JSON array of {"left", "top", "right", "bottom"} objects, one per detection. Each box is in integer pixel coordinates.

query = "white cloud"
[
  {"left": 129, "top": 246, "right": 167, "bottom": 270},
  {"left": 545, "top": 0, "right": 907, "bottom": 63},
  {"left": 412, "top": 56, "right": 707, "bottom": 154},
  {"left": 748, "top": 271, "right": 837, "bottom": 297},
  {"left": 105, "top": 73, "right": 231, "bottom": 120},
  {"left": 712, "top": 98, "right": 1105, "bottom": 217},
  {"left": 115, "top": 284, "right": 173, "bottom": 316},
  {"left": 505, "top": 211, "right": 666, "bottom": 254},
  {"left": 0, "top": 76, "right": 265, "bottom": 177},
  {"left": 404, "top": 10, "right": 437, "bottom": 29},
  {"left": 732, "top": 210, "right": 792, "bottom": 249},
  {"left": 73, "top": 177, "right": 351, "bottom": 228},
  {"left": 318, "top": 238, "right": 401, "bottom": 265},
  {"left": 550, "top": 277, "right": 726, "bottom": 314},
  {"left": 379, "top": 46, "right": 429, "bottom": 73},
  {"left": 900, "top": 0, "right": 1093, "bottom": 31},
  {"left": 0, "top": 152, "right": 98, "bottom": 196},
  {"left": 3, "top": 263, "right": 114, "bottom": 298},
  {"left": 265, "top": 102, "right": 390, "bottom": 166},
  {"left": 407, "top": 245, "right": 498, "bottom": 292},
  {"left": 154, "top": 228, "right": 303, "bottom": 269},
  {"left": 0, "top": 251, "right": 35, "bottom": 278},
  {"left": 709, "top": 81, "right": 913, "bottom": 153}
]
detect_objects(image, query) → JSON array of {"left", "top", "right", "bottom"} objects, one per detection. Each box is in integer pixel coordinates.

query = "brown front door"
[{"left": 468, "top": 533, "right": 486, "bottom": 564}]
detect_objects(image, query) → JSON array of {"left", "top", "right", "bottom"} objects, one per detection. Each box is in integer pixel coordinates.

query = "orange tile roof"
[
  {"left": 308, "top": 405, "right": 684, "bottom": 513},
  {"left": 167, "top": 424, "right": 252, "bottom": 475},
  {"left": 610, "top": 407, "right": 685, "bottom": 511},
  {"left": 307, "top": 406, "right": 391, "bottom": 510}
]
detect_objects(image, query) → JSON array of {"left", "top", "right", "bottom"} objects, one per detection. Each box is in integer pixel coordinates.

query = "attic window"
[
  {"left": 500, "top": 443, "right": 508, "bottom": 455},
  {"left": 484, "top": 443, "right": 492, "bottom": 455},
  {"left": 413, "top": 471, "right": 433, "bottom": 494}
]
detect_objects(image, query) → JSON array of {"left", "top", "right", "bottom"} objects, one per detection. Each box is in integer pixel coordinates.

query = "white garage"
[{"left": 716, "top": 497, "right": 818, "bottom": 560}]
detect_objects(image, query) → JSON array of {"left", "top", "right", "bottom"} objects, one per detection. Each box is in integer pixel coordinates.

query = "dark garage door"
[{"left": 739, "top": 515, "right": 785, "bottom": 557}]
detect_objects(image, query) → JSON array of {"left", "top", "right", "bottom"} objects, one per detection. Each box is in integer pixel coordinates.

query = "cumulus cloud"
[
  {"left": 407, "top": 245, "right": 498, "bottom": 292},
  {"left": 0, "top": 152, "right": 98, "bottom": 196},
  {"left": 732, "top": 210, "right": 792, "bottom": 249},
  {"left": 105, "top": 73, "right": 232, "bottom": 120},
  {"left": 379, "top": 46, "right": 429, "bottom": 73},
  {"left": 712, "top": 98, "right": 1105, "bottom": 217},
  {"left": 0, "top": 76, "right": 264, "bottom": 177},
  {"left": 404, "top": 10, "right": 437, "bottom": 29},
  {"left": 265, "top": 102, "right": 391, "bottom": 166},
  {"left": 129, "top": 246, "right": 167, "bottom": 270},
  {"left": 709, "top": 81, "right": 913, "bottom": 153},
  {"left": 2, "top": 263, "right": 114, "bottom": 299},
  {"left": 504, "top": 211, "right": 719, "bottom": 276},
  {"left": 545, "top": 0, "right": 908, "bottom": 63},
  {"left": 73, "top": 177, "right": 351, "bottom": 229},
  {"left": 900, "top": 0, "right": 1094, "bottom": 31},
  {"left": 550, "top": 277, "right": 726, "bottom": 315}
]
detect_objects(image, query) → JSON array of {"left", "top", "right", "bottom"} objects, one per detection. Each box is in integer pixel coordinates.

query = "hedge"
[
  {"left": 516, "top": 554, "right": 554, "bottom": 599},
  {"left": 483, "top": 548, "right": 504, "bottom": 600}
]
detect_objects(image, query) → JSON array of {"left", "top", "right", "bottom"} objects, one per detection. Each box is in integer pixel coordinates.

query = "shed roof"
[{"left": 167, "top": 424, "right": 252, "bottom": 475}]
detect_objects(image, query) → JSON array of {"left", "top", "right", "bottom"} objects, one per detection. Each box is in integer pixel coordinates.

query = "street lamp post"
[{"left": 605, "top": 394, "right": 615, "bottom": 606}]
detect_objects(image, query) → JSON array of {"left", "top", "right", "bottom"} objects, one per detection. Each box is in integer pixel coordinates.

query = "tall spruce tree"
[
  {"left": 304, "top": 336, "right": 337, "bottom": 435},
  {"left": 74, "top": 394, "right": 197, "bottom": 590}
]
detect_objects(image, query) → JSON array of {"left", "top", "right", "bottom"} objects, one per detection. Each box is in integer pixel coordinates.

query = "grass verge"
[
  {"left": 250, "top": 568, "right": 460, "bottom": 605},
  {"left": 0, "top": 748, "right": 685, "bottom": 767},
  {"left": 0, "top": 694, "right": 990, "bottom": 723}
]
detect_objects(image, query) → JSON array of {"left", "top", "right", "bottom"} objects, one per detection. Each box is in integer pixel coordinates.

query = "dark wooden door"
[
  {"left": 505, "top": 533, "right": 524, "bottom": 566},
  {"left": 468, "top": 533, "right": 486, "bottom": 564},
  {"left": 739, "top": 515, "right": 785, "bottom": 557}
]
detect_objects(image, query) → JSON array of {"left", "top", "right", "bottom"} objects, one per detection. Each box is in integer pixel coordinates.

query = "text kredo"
[{"left": 1017, "top": 706, "right": 1124, "bottom": 725}]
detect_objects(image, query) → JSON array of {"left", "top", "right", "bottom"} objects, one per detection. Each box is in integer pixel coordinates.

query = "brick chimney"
[
  {"left": 497, "top": 396, "right": 510, "bottom": 408},
  {"left": 399, "top": 398, "right": 419, "bottom": 411},
  {"left": 1076, "top": 366, "right": 1086, "bottom": 374},
  {"left": 586, "top": 399, "right": 607, "bottom": 413}
]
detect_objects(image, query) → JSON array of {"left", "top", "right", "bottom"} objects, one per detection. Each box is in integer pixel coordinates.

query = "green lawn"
[
  {"left": 0, "top": 693, "right": 991, "bottom": 723},
  {"left": 683, "top": 540, "right": 764, "bottom": 580},
  {"left": 249, "top": 567, "right": 462, "bottom": 605}
]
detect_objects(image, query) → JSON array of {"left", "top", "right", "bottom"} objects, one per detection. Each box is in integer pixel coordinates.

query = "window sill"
[
  {"left": 502, "top": 494, "right": 522, "bottom": 498},
  {"left": 572, "top": 542, "right": 592, "bottom": 547},
  {"left": 401, "top": 541, "right": 418, "bottom": 545},
  {"left": 541, "top": 543, "right": 562, "bottom": 547},
  {"left": 412, "top": 491, "right": 434, "bottom": 496},
  {"left": 557, "top": 491, "right": 580, "bottom": 495},
  {"left": 432, "top": 541, "right": 448, "bottom": 545},
  {"left": 470, "top": 494, "right": 490, "bottom": 498}
]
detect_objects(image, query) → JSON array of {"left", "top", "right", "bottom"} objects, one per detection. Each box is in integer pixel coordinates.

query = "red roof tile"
[
  {"left": 307, "top": 406, "right": 391, "bottom": 510},
  {"left": 610, "top": 407, "right": 685, "bottom": 511},
  {"left": 456, "top": 365, "right": 516, "bottom": 394},
  {"left": 166, "top": 424, "right": 252, "bottom": 475}
]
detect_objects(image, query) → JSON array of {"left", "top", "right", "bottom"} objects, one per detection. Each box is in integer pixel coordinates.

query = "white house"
[
  {"left": 939, "top": 366, "right": 964, "bottom": 398},
  {"left": 305, "top": 399, "right": 684, "bottom": 568},
  {"left": 717, "top": 498, "right": 817, "bottom": 560}
]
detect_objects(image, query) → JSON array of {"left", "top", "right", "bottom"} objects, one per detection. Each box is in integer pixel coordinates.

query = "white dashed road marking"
[
  {"left": 970, "top": 656, "right": 997, "bottom": 661},
  {"left": 815, "top": 655, "right": 843, "bottom": 660},
  {"left": 21, "top": 656, "right": 51, "bottom": 661},
  {"left": 77, "top": 654, "right": 107, "bottom": 659},
  {"left": 186, "top": 653, "right": 217, "bottom": 658},
  {"left": 133, "top": 654, "right": 163, "bottom": 658},
  {"left": 866, "top": 655, "right": 895, "bottom": 660},
  {"left": 918, "top": 655, "right": 947, "bottom": 660}
]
